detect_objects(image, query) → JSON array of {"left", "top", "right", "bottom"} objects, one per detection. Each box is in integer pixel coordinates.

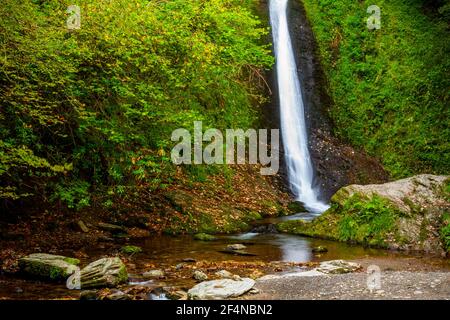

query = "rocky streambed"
[
  {"left": 0, "top": 230, "right": 448, "bottom": 300},
  {"left": 0, "top": 175, "right": 449, "bottom": 300}
]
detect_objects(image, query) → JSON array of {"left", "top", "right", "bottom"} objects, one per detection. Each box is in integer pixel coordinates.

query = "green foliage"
[
  {"left": 277, "top": 195, "right": 399, "bottom": 248},
  {"left": 0, "top": 0, "right": 272, "bottom": 206},
  {"left": 303, "top": 0, "right": 450, "bottom": 177},
  {"left": 337, "top": 195, "right": 397, "bottom": 246},
  {"left": 121, "top": 245, "right": 142, "bottom": 255},
  {"left": 50, "top": 181, "right": 90, "bottom": 210},
  {"left": 440, "top": 213, "right": 450, "bottom": 252},
  {"left": 193, "top": 233, "right": 217, "bottom": 241},
  {"left": 442, "top": 178, "right": 450, "bottom": 202}
]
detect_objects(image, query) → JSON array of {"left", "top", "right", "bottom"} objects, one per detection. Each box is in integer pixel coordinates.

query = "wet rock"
[
  {"left": 288, "top": 201, "right": 306, "bottom": 213},
  {"left": 251, "top": 224, "right": 278, "bottom": 234},
  {"left": 193, "top": 270, "right": 208, "bottom": 282},
  {"left": 249, "top": 288, "right": 260, "bottom": 294},
  {"left": 227, "top": 244, "right": 247, "bottom": 251},
  {"left": 80, "top": 257, "right": 128, "bottom": 289},
  {"left": 220, "top": 249, "right": 257, "bottom": 257},
  {"left": 80, "top": 290, "right": 98, "bottom": 300},
  {"left": 215, "top": 270, "right": 234, "bottom": 279},
  {"left": 316, "top": 260, "right": 361, "bottom": 274},
  {"left": 163, "top": 288, "right": 188, "bottom": 300},
  {"left": 149, "top": 287, "right": 170, "bottom": 300},
  {"left": 98, "top": 236, "right": 115, "bottom": 242},
  {"left": 122, "top": 216, "right": 149, "bottom": 229},
  {"left": 188, "top": 278, "right": 255, "bottom": 300},
  {"left": 105, "top": 290, "right": 132, "bottom": 300},
  {"left": 97, "top": 222, "right": 126, "bottom": 234},
  {"left": 19, "top": 253, "right": 80, "bottom": 281},
  {"left": 176, "top": 263, "right": 185, "bottom": 270},
  {"left": 143, "top": 269, "right": 165, "bottom": 279},
  {"left": 279, "top": 175, "right": 450, "bottom": 254},
  {"left": 194, "top": 233, "right": 217, "bottom": 241},
  {"left": 312, "top": 246, "right": 328, "bottom": 253}
]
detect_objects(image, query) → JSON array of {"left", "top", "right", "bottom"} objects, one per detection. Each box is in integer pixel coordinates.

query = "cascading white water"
[{"left": 269, "top": 0, "right": 329, "bottom": 214}]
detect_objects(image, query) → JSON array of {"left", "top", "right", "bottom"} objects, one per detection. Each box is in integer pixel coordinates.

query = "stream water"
[{"left": 1, "top": 214, "right": 447, "bottom": 300}]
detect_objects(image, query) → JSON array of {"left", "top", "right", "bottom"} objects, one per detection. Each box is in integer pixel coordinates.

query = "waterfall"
[{"left": 269, "top": 0, "right": 329, "bottom": 214}]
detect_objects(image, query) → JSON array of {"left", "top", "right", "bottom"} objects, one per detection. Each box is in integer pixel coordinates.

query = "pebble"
[
  {"left": 143, "top": 269, "right": 165, "bottom": 279},
  {"left": 215, "top": 270, "right": 234, "bottom": 279},
  {"left": 193, "top": 270, "right": 208, "bottom": 281},
  {"left": 227, "top": 244, "right": 247, "bottom": 251}
]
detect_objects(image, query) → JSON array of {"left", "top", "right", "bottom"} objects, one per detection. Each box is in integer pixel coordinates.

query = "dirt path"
[{"left": 247, "top": 271, "right": 449, "bottom": 300}]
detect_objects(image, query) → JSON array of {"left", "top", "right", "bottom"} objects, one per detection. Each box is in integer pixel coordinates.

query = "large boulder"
[
  {"left": 330, "top": 174, "right": 448, "bottom": 212},
  {"left": 19, "top": 253, "right": 80, "bottom": 281},
  {"left": 188, "top": 278, "right": 255, "bottom": 300},
  {"left": 80, "top": 257, "right": 128, "bottom": 289},
  {"left": 278, "top": 175, "right": 450, "bottom": 254},
  {"left": 316, "top": 260, "right": 361, "bottom": 274}
]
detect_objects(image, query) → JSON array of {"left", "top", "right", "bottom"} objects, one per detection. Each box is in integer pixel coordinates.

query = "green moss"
[
  {"left": 402, "top": 197, "right": 422, "bottom": 217},
  {"left": 442, "top": 178, "right": 450, "bottom": 202},
  {"left": 419, "top": 218, "right": 430, "bottom": 243},
  {"left": 276, "top": 210, "right": 340, "bottom": 240},
  {"left": 278, "top": 195, "right": 399, "bottom": 248},
  {"left": 336, "top": 195, "right": 397, "bottom": 247},
  {"left": 246, "top": 211, "right": 263, "bottom": 221},
  {"left": 193, "top": 233, "right": 217, "bottom": 241},
  {"left": 63, "top": 257, "right": 80, "bottom": 266},
  {"left": 440, "top": 213, "right": 450, "bottom": 252},
  {"left": 287, "top": 201, "right": 306, "bottom": 213},
  {"left": 197, "top": 214, "right": 218, "bottom": 234},
  {"left": 49, "top": 266, "right": 64, "bottom": 280},
  {"left": 117, "top": 264, "right": 129, "bottom": 285},
  {"left": 19, "top": 257, "right": 77, "bottom": 281},
  {"left": 121, "top": 245, "right": 142, "bottom": 254}
]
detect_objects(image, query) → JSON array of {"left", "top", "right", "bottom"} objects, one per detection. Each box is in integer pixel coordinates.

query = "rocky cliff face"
[{"left": 278, "top": 175, "right": 450, "bottom": 255}]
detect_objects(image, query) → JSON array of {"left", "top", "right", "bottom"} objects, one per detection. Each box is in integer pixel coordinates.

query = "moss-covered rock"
[
  {"left": 193, "top": 233, "right": 217, "bottom": 241},
  {"left": 287, "top": 201, "right": 307, "bottom": 213},
  {"left": 121, "top": 245, "right": 142, "bottom": 254},
  {"left": 19, "top": 253, "right": 80, "bottom": 281},
  {"left": 278, "top": 175, "right": 450, "bottom": 254}
]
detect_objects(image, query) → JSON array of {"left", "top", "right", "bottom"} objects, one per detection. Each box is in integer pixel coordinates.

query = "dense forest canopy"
[{"left": 0, "top": 0, "right": 272, "bottom": 209}]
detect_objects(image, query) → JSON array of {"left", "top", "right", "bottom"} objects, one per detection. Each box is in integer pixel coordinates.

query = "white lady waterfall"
[{"left": 269, "top": 0, "right": 329, "bottom": 213}]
